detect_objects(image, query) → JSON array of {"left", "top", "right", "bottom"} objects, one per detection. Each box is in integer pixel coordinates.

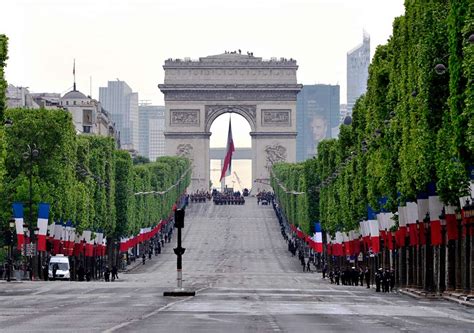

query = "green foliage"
[
  {"left": 133, "top": 155, "right": 150, "bottom": 165},
  {"left": 0, "top": 108, "right": 190, "bottom": 243},
  {"left": 0, "top": 35, "right": 7, "bottom": 235},
  {"left": 273, "top": 0, "right": 473, "bottom": 234},
  {"left": 0, "top": 34, "right": 7, "bottom": 121}
]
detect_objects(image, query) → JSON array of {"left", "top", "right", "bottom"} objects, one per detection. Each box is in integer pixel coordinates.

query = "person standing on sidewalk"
[
  {"left": 364, "top": 267, "right": 371, "bottom": 289},
  {"left": 111, "top": 266, "right": 118, "bottom": 281}
]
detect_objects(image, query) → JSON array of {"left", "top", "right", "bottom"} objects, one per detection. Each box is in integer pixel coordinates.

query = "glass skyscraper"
[
  {"left": 347, "top": 32, "right": 370, "bottom": 115},
  {"left": 138, "top": 104, "right": 166, "bottom": 161},
  {"left": 296, "top": 84, "right": 340, "bottom": 161},
  {"left": 99, "top": 80, "right": 139, "bottom": 150}
]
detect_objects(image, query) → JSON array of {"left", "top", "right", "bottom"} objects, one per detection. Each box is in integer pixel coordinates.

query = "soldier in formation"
[{"left": 212, "top": 192, "right": 245, "bottom": 205}]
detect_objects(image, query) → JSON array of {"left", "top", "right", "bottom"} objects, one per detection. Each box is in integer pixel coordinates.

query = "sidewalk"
[{"left": 399, "top": 288, "right": 474, "bottom": 307}]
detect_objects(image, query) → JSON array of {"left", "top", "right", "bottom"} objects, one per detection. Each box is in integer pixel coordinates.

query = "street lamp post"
[
  {"left": 6, "top": 218, "right": 15, "bottom": 282},
  {"left": 462, "top": 199, "right": 473, "bottom": 293},
  {"left": 23, "top": 144, "right": 40, "bottom": 280}
]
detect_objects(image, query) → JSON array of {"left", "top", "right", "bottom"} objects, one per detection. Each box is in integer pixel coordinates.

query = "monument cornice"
[
  {"left": 158, "top": 84, "right": 303, "bottom": 91},
  {"left": 249, "top": 131, "right": 297, "bottom": 138},
  {"left": 164, "top": 131, "right": 212, "bottom": 139},
  {"left": 163, "top": 61, "right": 298, "bottom": 70}
]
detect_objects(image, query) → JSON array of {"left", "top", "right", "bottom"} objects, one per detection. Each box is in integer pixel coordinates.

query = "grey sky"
[{"left": 1, "top": 0, "right": 405, "bottom": 147}]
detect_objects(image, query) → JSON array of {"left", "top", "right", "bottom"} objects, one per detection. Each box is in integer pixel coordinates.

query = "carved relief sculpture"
[
  {"left": 264, "top": 144, "right": 287, "bottom": 172},
  {"left": 176, "top": 144, "right": 194, "bottom": 160},
  {"left": 170, "top": 109, "right": 200, "bottom": 126},
  {"left": 261, "top": 110, "right": 291, "bottom": 126}
]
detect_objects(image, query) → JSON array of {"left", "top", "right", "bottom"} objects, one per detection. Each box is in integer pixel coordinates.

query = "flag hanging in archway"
[{"left": 220, "top": 118, "right": 235, "bottom": 181}]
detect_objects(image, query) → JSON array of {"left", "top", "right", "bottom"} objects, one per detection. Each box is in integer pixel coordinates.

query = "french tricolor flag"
[
  {"left": 12, "top": 202, "right": 25, "bottom": 250},
  {"left": 368, "top": 219, "right": 380, "bottom": 253},
  {"left": 83, "top": 230, "right": 93, "bottom": 257},
  {"left": 334, "top": 232, "right": 343, "bottom": 256},
  {"left": 36, "top": 203, "right": 50, "bottom": 252},
  {"left": 429, "top": 194, "right": 443, "bottom": 246},
  {"left": 313, "top": 222, "right": 323, "bottom": 253},
  {"left": 220, "top": 117, "right": 235, "bottom": 182}
]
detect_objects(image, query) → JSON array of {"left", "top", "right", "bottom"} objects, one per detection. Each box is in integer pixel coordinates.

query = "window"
[
  {"left": 83, "top": 126, "right": 91, "bottom": 133},
  {"left": 83, "top": 110, "right": 93, "bottom": 125}
]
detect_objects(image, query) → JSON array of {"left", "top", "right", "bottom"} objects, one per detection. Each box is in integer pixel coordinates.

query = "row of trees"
[
  {"left": 0, "top": 107, "right": 190, "bottom": 242},
  {"left": 0, "top": 35, "right": 190, "bottom": 247},
  {"left": 272, "top": 0, "right": 473, "bottom": 236}
]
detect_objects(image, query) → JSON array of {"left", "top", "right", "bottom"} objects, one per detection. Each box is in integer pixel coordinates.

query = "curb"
[{"left": 399, "top": 288, "right": 474, "bottom": 307}]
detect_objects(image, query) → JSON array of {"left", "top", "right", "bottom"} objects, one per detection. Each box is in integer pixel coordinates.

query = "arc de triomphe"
[{"left": 158, "top": 53, "right": 302, "bottom": 192}]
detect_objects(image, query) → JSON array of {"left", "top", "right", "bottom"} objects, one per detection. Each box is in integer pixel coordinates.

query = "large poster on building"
[{"left": 297, "top": 85, "right": 340, "bottom": 161}]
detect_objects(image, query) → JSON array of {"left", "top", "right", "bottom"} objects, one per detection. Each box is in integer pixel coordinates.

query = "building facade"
[
  {"left": 99, "top": 80, "right": 138, "bottom": 150},
  {"left": 60, "top": 88, "right": 119, "bottom": 142},
  {"left": 7, "top": 84, "right": 61, "bottom": 109},
  {"left": 138, "top": 103, "right": 166, "bottom": 161},
  {"left": 296, "top": 84, "right": 340, "bottom": 161},
  {"left": 347, "top": 32, "right": 370, "bottom": 115}
]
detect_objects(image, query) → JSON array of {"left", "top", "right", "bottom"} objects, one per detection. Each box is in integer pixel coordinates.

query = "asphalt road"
[{"left": 0, "top": 197, "right": 473, "bottom": 333}]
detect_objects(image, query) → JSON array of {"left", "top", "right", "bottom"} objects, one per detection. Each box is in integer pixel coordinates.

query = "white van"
[{"left": 49, "top": 255, "right": 70, "bottom": 280}]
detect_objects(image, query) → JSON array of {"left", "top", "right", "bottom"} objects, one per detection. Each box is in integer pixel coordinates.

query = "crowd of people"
[
  {"left": 212, "top": 189, "right": 245, "bottom": 205},
  {"left": 273, "top": 197, "right": 397, "bottom": 294},
  {"left": 190, "top": 191, "right": 211, "bottom": 203},
  {"left": 256, "top": 191, "right": 274, "bottom": 205},
  {"left": 327, "top": 267, "right": 395, "bottom": 292}
]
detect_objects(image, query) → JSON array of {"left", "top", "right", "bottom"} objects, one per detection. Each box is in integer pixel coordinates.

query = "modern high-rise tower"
[
  {"left": 99, "top": 80, "right": 139, "bottom": 151},
  {"left": 347, "top": 32, "right": 370, "bottom": 115},
  {"left": 138, "top": 103, "right": 166, "bottom": 161},
  {"left": 296, "top": 84, "right": 340, "bottom": 161}
]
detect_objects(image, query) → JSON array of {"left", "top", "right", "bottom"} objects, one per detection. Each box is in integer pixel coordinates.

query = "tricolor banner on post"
[
  {"left": 314, "top": 222, "right": 323, "bottom": 253},
  {"left": 429, "top": 195, "right": 443, "bottom": 246},
  {"left": 12, "top": 202, "right": 25, "bottom": 250},
  {"left": 368, "top": 219, "right": 379, "bottom": 253},
  {"left": 36, "top": 203, "right": 50, "bottom": 252},
  {"left": 406, "top": 201, "right": 418, "bottom": 246}
]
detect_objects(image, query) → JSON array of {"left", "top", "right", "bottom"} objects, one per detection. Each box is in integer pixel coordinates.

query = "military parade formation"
[{"left": 212, "top": 189, "right": 245, "bottom": 205}]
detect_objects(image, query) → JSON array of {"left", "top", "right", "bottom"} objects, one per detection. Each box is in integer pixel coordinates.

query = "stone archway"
[
  {"left": 204, "top": 105, "right": 257, "bottom": 133},
  {"left": 159, "top": 53, "right": 302, "bottom": 192}
]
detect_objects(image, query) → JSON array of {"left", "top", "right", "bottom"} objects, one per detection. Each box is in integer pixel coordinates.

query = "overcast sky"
[{"left": 1, "top": 0, "right": 405, "bottom": 147}]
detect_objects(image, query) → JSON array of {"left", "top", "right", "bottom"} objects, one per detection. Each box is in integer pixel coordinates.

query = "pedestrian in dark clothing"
[
  {"left": 359, "top": 269, "right": 364, "bottom": 286},
  {"left": 142, "top": 253, "right": 146, "bottom": 265},
  {"left": 390, "top": 270, "right": 395, "bottom": 292},
  {"left": 86, "top": 270, "right": 91, "bottom": 281},
  {"left": 329, "top": 271, "right": 334, "bottom": 284},
  {"left": 335, "top": 270, "right": 340, "bottom": 285},
  {"left": 364, "top": 268, "right": 370, "bottom": 288},
  {"left": 383, "top": 270, "right": 390, "bottom": 293},
  {"left": 375, "top": 268, "right": 382, "bottom": 292},
  {"left": 104, "top": 267, "right": 110, "bottom": 282},
  {"left": 78, "top": 265, "right": 85, "bottom": 281},
  {"left": 306, "top": 261, "right": 311, "bottom": 272},
  {"left": 111, "top": 266, "right": 118, "bottom": 281},
  {"left": 42, "top": 264, "right": 49, "bottom": 281},
  {"left": 52, "top": 263, "right": 58, "bottom": 281},
  {"left": 148, "top": 250, "right": 152, "bottom": 260},
  {"left": 322, "top": 265, "right": 328, "bottom": 279},
  {"left": 351, "top": 267, "right": 358, "bottom": 286}
]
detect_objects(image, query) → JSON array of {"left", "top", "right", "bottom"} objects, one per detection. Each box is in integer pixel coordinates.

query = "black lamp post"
[
  {"left": 424, "top": 212, "right": 434, "bottom": 292},
  {"left": 462, "top": 199, "right": 473, "bottom": 292},
  {"left": 439, "top": 208, "right": 447, "bottom": 292},
  {"left": 23, "top": 144, "right": 40, "bottom": 279},
  {"left": 6, "top": 218, "right": 15, "bottom": 282}
]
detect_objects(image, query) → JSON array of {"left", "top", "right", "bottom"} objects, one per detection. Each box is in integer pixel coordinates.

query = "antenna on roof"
[{"left": 73, "top": 59, "right": 76, "bottom": 91}]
